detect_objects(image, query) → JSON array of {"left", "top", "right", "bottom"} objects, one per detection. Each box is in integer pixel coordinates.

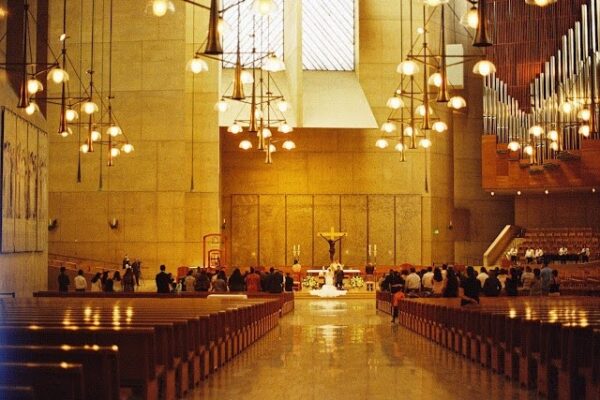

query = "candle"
[{"left": 368, "top": 244, "right": 372, "bottom": 255}]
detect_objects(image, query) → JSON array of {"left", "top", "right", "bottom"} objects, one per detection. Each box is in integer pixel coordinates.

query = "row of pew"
[
  {"left": 377, "top": 293, "right": 600, "bottom": 400},
  {"left": 0, "top": 294, "right": 292, "bottom": 400}
]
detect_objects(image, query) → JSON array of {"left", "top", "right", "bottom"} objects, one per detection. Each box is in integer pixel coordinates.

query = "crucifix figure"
[{"left": 318, "top": 227, "right": 347, "bottom": 262}]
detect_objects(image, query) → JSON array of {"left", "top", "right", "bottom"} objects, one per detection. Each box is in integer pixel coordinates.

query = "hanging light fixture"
[
  {"left": 282, "top": 140, "right": 296, "bottom": 150},
  {"left": 460, "top": 4, "right": 479, "bottom": 29},
  {"left": 448, "top": 96, "right": 467, "bottom": 110},
  {"left": 524, "top": 0, "right": 557, "bottom": 6},
  {"left": 472, "top": 60, "right": 497, "bottom": 76},
  {"left": 253, "top": 0, "right": 278, "bottom": 16},
  {"left": 375, "top": 138, "right": 390, "bottom": 149},
  {"left": 387, "top": 96, "right": 405, "bottom": 109},
  {"left": 473, "top": 0, "right": 492, "bottom": 47},
  {"left": 397, "top": 60, "right": 419, "bottom": 76},
  {"left": 186, "top": 57, "right": 209, "bottom": 74}
]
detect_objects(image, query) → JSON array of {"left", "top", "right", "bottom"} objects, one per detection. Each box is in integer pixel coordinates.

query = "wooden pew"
[
  {"left": 0, "top": 362, "right": 85, "bottom": 400},
  {"left": 0, "top": 385, "right": 35, "bottom": 400}
]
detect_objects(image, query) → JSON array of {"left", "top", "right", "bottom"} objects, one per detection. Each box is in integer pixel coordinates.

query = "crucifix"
[{"left": 318, "top": 227, "right": 347, "bottom": 262}]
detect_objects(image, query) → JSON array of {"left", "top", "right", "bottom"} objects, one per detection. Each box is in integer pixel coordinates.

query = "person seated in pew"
[
  {"left": 122, "top": 267, "right": 135, "bottom": 292},
  {"left": 194, "top": 269, "right": 211, "bottom": 291},
  {"left": 184, "top": 270, "right": 196, "bottom": 292},
  {"left": 103, "top": 275, "right": 114, "bottom": 292},
  {"left": 112, "top": 271, "right": 122, "bottom": 292},
  {"left": 558, "top": 246, "right": 568, "bottom": 264},
  {"left": 482, "top": 270, "right": 502, "bottom": 297},
  {"left": 421, "top": 266, "right": 434, "bottom": 294},
  {"left": 497, "top": 268, "right": 508, "bottom": 289},
  {"left": 244, "top": 267, "right": 261, "bottom": 292},
  {"left": 548, "top": 269, "right": 561, "bottom": 296},
  {"left": 90, "top": 272, "right": 102, "bottom": 292},
  {"left": 529, "top": 268, "right": 543, "bottom": 296},
  {"left": 58, "top": 266, "right": 70, "bottom": 292},
  {"left": 228, "top": 268, "right": 245, "bottom": 292},
  {"left": 443, "top": 268, "right": 459, "bottom": 298},
  {"left": 405, "top": 268, "right": 421, "bottom": 296},
  {"left": 155, "top": 265, "right": 172, "bottom": 294},
  {"left": 431, "top": 267, "right": 445, "bottom": 297},
  {"left": 73, "top": 269, "right": 86, "bottom": 292},
  {"left": 540, "top": 261, "right": 553, "bottom": 295},
  {"left": 476, "top": 267, "right": 489, "bottom": 288},
  {"left": 459, "top": 266, "right": 481, "bottom": 306},
  {"left": 284, "top": 273, "right": 294, "bottom": 292},
  {"left": 270, "top": 269, "right": 284, "bottom": 294},
  {"left": 521, "top": 266, "right": 535, "bottom": 289},
  {"left": 535, "top": 248, "right": 544, "bottom": 264},
  {"left": 504, "top": 268, "right": 520, "bottom": 296},
  {"left": 211, "top": 270, "right": 229, "bottom": 292}
]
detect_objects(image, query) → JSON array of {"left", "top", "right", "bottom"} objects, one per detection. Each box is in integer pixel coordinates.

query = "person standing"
[
  {"left": 459, "top": 266, "right": 481, "bottom": 306},
  {"left": 211, "top": 270, "right": 228, "bottom": 292},
  {"left": 270, "top": 269, "right": 284, "bottom": 293},
  {"left": 284, "top": 273, "right": 294, "bottom": 292},
  {"left": 155, "top": 265, "right": 171, "bottom": 294},
  {"left": 482, "top": 270, "right": 502, "bottom": 297},
  {"left": 184, "top": 270, "right": 196, "bottom": 292},
  {"left": 58, "top": 266, "right": 70, "bottom": 292},
  {"left": 123, "top": 268, "right": 135, "bottom": 292},
  {"left": 112, "top": 271, "right": 122, "bottom": 292},
  {"left": 228, "top": 268, "right": 245, "bottom": 292},
  {"left": 245, "top": 267, "right": 262, "bottom": 292},
  {"left": 335, "top": 267, "right": 344, "bottom": 290},
  {"left": 540, "top": 262, "right": 553, "bottom": 295},
  {"left": 90, "top": 273, "right": 102, "bottom": 292},
  {"left": 73, "top": 269, "right": 86, "bottom": 292},
  {"left": 132, "top": 259, "right": 141, "bottom": 287},
  {"left": 122, "top": 255, "right": 130, "bottom": 269}
]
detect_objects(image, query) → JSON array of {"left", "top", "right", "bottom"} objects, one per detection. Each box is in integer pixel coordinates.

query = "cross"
[{"left": 318, "top": 227, "right": 347, "bottom": 262}]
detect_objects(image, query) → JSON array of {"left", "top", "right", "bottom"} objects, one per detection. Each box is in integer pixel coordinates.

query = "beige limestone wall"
[
  {"left": 47, "top": 0, "right": 220, "bottom": 276},
  {"left": 0, "top": 0, "right": 48, "bottom": 297},
  {"left": 515, "top": 193, "right": 600, "bottom": 229}
]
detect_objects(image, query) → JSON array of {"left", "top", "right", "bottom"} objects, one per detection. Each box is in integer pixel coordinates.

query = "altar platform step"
[{"left": 293, "top": 291, "right": 376, "bottom": 300}]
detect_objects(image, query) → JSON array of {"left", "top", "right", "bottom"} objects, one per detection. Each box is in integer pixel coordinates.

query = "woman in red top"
[{"left": 245, "top": 267, "right": 262, "bottom": 292}]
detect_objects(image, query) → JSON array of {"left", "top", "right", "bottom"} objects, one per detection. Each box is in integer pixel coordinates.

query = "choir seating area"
[
  {"left": 518, "top": 228, "right": 600, "bottom": 263},
  {"left": 377, "top": 295, "right": 600, "bottom": 400},
  {"left": 0, "top": 295, "right": 290, "bottom": 400}
]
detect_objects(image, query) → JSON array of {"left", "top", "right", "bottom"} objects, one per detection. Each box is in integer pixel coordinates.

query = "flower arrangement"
[
  {"left": 302, "top": 275, "right": 319, "bottom": 290},
  {"left": 349, "top": 276, "right": 364, "bottom": 289}
]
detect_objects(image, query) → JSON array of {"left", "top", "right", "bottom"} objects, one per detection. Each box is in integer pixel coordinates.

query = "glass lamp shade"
[
  {"left": 507, "top": 141, "right": 521, "bottom": 151},
  {"left": 150, "top": 0, "right": 174, "bottom": 16},
  {"left": 47, "top": 67, "right": 69, "bottom": 84},
  {"left": 528, "top": 125, "right": 544, "bottom": 137},
  {"left": 253, "top": 0, "right": 278, "bottom": 16},
  {"left": 560, "top": 102, "right": 574, "bottom": 114},
  {"left": 214, "top": 100, "right": 229, "bottom": 113},
  {"left": 26, "top": 79, "right": 44, "bottom": 95},
  {"left": 547, "top": 130, "right": 559, "bottom": 142},
  {"left": 525, "top": 0, "right": 557, "bottom": 6},
  {"left": 387, "top": 96, "right": 405, "bottom": 109},
  {"left": 423, "top": 0, "right": 449, "bottom": 6},
  {"left": 65, "top": 109, "right": 79, "bottom": 122},
  {"left": 25, "top": 102, "right": 39, "bottom": 115},
  {"left": 81, "top": 101, "right": 99, "bottom": 115},
  {"left": 579, "top": 125, "right": 591, "bottom": 137},
  {"left": 261, "top": 128, "right": 272, "bottom": 138},
  {"left": 375, "top": 138, "right": 389, "bottom": 149},
  {"left": 240, "top": 70, "right": 254, "bottom": 84},
  {"left": 269, "top": 143, "right": 277, "bottom": 153},
  {"left": 107, "top": 125, "right": 122, "bottom": 137},
  {"left": 90, "top": 130, "right": 102, "bottom": 142},
  {"left": 524, "top": 145, "right": 534, "bottom": 156},
  {"left": 397, "top": 60, "right": 419, "bottom": 76},
  {"left": 263, "top": 54, "right": 285, "bottom": 72},
  {"left": 80, "top": 143, "right": 90, "bottom": 153},
  {"left": 448, "top": 96, "right": 467, "bottom": 110},
  {"left": 578, "top": 108, "right": 591, "bottom": 121},
  {"left": 277, "top": 100, "right": 290, "bottom": 113},
  {"left": 472, "top": 60, "right": 497, "bottom": 76},
  {"left": 381, "top": 122, "right": 397, "bottom": 133},
  {"left": 217, "top": 17, "right": 231, "bottom": 35},
  {"left": 394, "top": 142, "right": 405, "bottom": 152},
  {"left": 278, "top": 123, "right": 293, "bottom": 133},
  {"left": 419, "top": 138, "right": 432, "bottom": 148},
  {"left": 428, "top": 72, "right": 443, "bottom": 87},
  {"left": 460, "top": 7, "right": 479, "bottom": 29},
  {"left": 121, "top": 143, "right": 135, "bottom": 153},
  {"left": 186, "top": 58, "right": 209, "bottom": 74},
  {"left": 404, "top": 126, "right": 415, "bottom": 137},
  {"left": 415, "top": 104, "right": 434, "bottom": 117},
  {"left": 110, "top": 147, "right": 121, "bottom": 157},
  {"left": 432, "top": 121, "right": 448, "bottom": 133},
  {"left": 239, "top": 140, "right": 253, "bottom": 150},
  {"left": 254, "top": 109, "right": 263, "bottom": 119},
  {"left": 549, "top": 142, "right": 559, "bottom": 151},
  {"left": 227, "top": 123, "right": 243, "bottom": 134},
  {"left": 59, "top": 127, "right": 73, "bottom": 138},
  {"left": 282, "top": 140, "right": 296, "bottom": 150}
]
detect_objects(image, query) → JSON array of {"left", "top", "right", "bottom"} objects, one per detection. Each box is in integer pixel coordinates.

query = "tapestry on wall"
[{"left": 1, "top": 107, "right": 47, "bottom": 253}]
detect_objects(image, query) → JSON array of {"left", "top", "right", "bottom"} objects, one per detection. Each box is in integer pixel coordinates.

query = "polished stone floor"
[{"left": 188, "top": 299, "right": 540, "bottom": 400}]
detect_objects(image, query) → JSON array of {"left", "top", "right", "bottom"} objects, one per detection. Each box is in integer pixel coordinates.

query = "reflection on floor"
[{"left": 187, "top": 299, "right": 540, "bottom": 400}]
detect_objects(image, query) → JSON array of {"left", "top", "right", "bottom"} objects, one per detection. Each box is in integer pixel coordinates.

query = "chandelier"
[
  {"left": 377, "top": 1, "right": 494, "bottom": 158},
  {"left": 152, "top": 0, "right": 293, "bottom": 164}
]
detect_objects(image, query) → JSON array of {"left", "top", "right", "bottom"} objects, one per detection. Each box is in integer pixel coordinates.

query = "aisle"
[{"left": 188, "top": 299, "right": 538, "bottom": 400}]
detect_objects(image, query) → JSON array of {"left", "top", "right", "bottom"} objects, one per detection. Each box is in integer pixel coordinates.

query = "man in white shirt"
[
  {"left": 521, "top": 266, "right": 535, "bottom": 288},
  {"left": 421, "top": 267, "right": 434, "bottom": 292},
  {"left": 476, "top": 267, "right": 489, "bottom": 287},
  {"left": 580, "top": 246, "right": 590, "bottom": 263},
  {"left": 525, "top": 248, "right": 535, "bottom": 264},
  {"left": 74, "top": 269, "right": 87, "bottom": 292},
  {"left": 558, "top": 247, "right": 568, "bottom": 264},
  {"left": 534, "top": 248, "right": 544, "bottom": 264},
  {"left": 405, "top": 268, "right": 421, "bottom": 294}
]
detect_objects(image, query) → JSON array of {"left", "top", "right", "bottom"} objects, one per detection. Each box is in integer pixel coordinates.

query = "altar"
[{"left": 306, "top": 269, "right": 362, "bottom": 275}]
